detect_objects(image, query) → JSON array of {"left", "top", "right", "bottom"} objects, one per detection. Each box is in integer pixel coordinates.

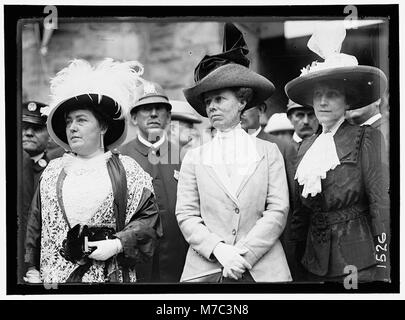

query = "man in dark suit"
[
  {"left": 282, "top": 100, "right": 320, "bottom": 281},
  {"left": 118, "top": 81, "right": 188, "bottom": 282},
  {"left": 18, "top": 150, "right": 35, "bottom": 283},
  {"left": 20, "top": 101, "right": 55, "bottom": 283},
  {"left": 345, "top": 98, "right": 389, "bottom": 160},
  {"left": 240, "top": 103, "right": 288, "bottom": 158}
]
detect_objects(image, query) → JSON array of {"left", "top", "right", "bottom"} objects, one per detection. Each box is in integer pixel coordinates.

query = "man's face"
[
  {"left": 22, "top": 122, "right": 50, "bottom": 157},
  {"left": 170, "top": 120, "right": 199, "bottom": 148},
  {"left": 131, "top": 103, "right": 171, "bottom": 142},
  {"left": 289, "top": 108, "right": 319, "bottom": 139},
  {"left": 203, "top": 88, "right": 245, "bottom": 131},
  {"left": 240, "top": 106, "right": 260, "bottom": 133}
]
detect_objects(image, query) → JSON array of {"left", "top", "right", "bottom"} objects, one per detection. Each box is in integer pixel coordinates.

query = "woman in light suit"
[{"left": 175, "top": 23, "right": 291, "bottom": 282}]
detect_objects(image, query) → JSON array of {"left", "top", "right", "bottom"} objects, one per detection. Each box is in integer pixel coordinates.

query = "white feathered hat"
[{"left": 47, "top": 58, "right": 145, "bottom": 151}]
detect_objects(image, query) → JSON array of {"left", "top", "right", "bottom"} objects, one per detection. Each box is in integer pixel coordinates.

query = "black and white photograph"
[{"left": 2, "top": 2, "right": 400, "bottom": 301}]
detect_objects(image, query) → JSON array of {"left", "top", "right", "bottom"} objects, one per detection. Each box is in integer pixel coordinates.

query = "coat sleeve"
[
  {"left": 115, "top": 187, "right": 161, "bottom": 266},
  {"left": 24, "top": 183, "right": 42, "bottom": 269},
  {"left": 175, "top": 150, "right": 224, "bottom": 260},
  {"left": 235, "top": 144, "right": 290, "bottom": 267},
  {"left": 361, "top": 126, "right": 390, "bottom": 236}
]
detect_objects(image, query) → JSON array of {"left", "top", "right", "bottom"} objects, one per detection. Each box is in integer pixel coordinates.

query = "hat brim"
[
  {"left": 22, "top": 115, "right": 47, "bottom": 126},
  {"left": 47, "top": 94, "right": 127, "bottom": 151},
  {"left": 131, "top": 96, "right": 172, "bottom": 113},
  {"left": 285, "top": 66, "right": 387, "bottom": 110},
  {"left": 286, "top": 105, "right": 314, "bottom": 116},
  {"left": 171, "top": 112, "right": 202, "bottom": 124},
  {"left": 183, "top": 63, "right": 275, "bottom": 117}
]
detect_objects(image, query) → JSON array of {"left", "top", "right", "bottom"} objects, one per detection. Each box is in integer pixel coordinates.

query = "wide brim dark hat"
[
  {"left": 285, "top": 65, "right": 387, "bottom": 110},
  {"left": 22, "top": 101, "right": 48, "bottom": 126},
  {"left": 183, "top": 63, "right": 275, "bottom": 117},
  {"left": 47, "top": 94, "right": 127, "bottom": 151}
]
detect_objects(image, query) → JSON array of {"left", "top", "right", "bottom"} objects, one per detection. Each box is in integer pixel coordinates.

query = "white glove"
[
  {"left": 213, "top": 243, "right": 252, "bottom": 280},
  {"left": 24, "top": 267, "right": 41, "bottom": 283},
  {"left": 88, "top": 239, "right": 123, "bottom": 261}
]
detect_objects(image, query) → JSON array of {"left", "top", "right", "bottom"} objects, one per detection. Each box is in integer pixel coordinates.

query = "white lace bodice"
[{"left": 62, "top": 152, "right": 112, "bottom": 227}]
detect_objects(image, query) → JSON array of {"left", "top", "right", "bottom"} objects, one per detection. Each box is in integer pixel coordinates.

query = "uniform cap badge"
[
  {"left": 38, "top": 159, "right": 48, "bottom": 168},
  {"left": 27, "top": 102, "right": 37, "bottom": 112}
]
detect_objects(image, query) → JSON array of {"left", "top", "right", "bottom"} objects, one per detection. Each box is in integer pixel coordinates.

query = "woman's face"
[
  {"left": 203, "top": 88, "right": 245, "bottom": 131},
  {"left": 65, "top": 109, "right": 106, "bottom": 156},
  {"left": 313, "top": 82, "right": 348, "bottom": 130}
]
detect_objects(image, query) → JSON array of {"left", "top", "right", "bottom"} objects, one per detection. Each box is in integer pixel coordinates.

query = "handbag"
[
  {"left": 182, "top": 268, "right": 223, "bottom": 283},
  {"left": 60, "top": 224, "right": 116, "bottom": 264}
]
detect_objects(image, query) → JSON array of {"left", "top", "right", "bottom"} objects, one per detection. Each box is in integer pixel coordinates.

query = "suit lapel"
[
  {"left": 204, "top": 165, "right": 239, "bottom": 205},
  {"left": 236, "top": 153, "right": 264, "bottom": 197},
  {"left": 200, "top": 142, "right": 239, "bottom": 205}
]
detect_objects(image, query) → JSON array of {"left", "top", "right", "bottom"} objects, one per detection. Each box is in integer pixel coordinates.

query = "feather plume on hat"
[
  {"left": 49, "top": 58, "right": 145, "bottom": 117},
  {"left": 47, "top": 58, "right": 147, "bottom": 150}
]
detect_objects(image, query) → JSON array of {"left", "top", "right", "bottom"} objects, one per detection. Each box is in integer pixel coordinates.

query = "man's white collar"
[
  {"left": 31, "top": 152, "right": 45, "bottom": 163},
  {"left": 293, "top": 132, "right": 303, "bottom": 143},
  {"left": 138, "top": 133, "right": 166, "bottom": 149},
  {"left": 361, "top": 113, "right": 382, "bottom": 126}
]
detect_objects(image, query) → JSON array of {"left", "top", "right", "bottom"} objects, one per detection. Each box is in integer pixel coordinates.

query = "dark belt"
[{"left": 311, "top": 203, "right": 368, "bottom": 230}]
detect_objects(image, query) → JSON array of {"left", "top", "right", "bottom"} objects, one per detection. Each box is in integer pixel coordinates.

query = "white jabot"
[
  {"left": 31, "top": 152, "right": 45, "bottom": 163},
  {"left": 138, "top": 132, "right": 166, "bottom": 149},
  {"left": 361, "top": 113, "right": 382, "bottom": 126},
  {"left": 201, "top": 123, "right": 261, "bottom": 198},
  {"left": 295, "top": 117, "right": 344, "bottom": 198},
  {"left": 62, "top": 151, "right": 112, "bottom": 227},
  {"left": 293, "top": 132, "right": 303, "bottom": 144}
]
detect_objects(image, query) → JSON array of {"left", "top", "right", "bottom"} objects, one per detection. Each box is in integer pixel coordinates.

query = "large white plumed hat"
[{"left": 47, "top": 58, "right": 145, "bottom": 150}]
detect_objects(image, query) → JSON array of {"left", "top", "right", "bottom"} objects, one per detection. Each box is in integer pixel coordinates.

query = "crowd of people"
[{"left": 18, "top": 22, "right": 390, "bottom": 284}]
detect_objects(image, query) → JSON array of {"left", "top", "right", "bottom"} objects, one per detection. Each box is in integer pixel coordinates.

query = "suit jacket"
[
  {"left": 118, "top": 137, "right": 188, "bottom": 282},
  {"left": 371, "top": 115, "right": 389, "bottom": 165},
  {"left": 292, "top": 121, "right": 390, "bottom": 279},
  {"left": 176, "top": 137, "right": 291, "bottom": 282},
  {"left": 280, "top": 139, "right": 308, "bottom": 280},
  {"left": 32, "top": 152, "right": 50, "bottom": 188},
  {"left": 19, "top": 150, "right": 35, "bottom": 282},
  {"left": 257, "top": 128, "right": 288, "bottom": 159}
]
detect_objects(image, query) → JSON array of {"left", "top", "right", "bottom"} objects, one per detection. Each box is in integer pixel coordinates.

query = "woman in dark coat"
[{"left": 284, "top": 23, "right": 390, "bottom": 282}]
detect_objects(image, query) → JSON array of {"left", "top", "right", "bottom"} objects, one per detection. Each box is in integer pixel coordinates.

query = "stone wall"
[
  {"left": 22, "top": 20, "right": 226, "bottom": 142},
  {"left": 22, "top": 21, "right": 224, "bottom": 104}
]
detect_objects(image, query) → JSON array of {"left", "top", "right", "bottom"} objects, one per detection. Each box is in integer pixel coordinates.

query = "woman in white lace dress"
[{"left": 24, "top": 59, "right": 161, "bottom": 283}]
